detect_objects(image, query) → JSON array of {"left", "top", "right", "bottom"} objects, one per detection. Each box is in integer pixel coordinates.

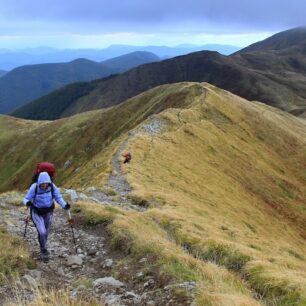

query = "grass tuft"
[
  {"left": 72, "top": 202, "right": 120, "bottom": 225},
  {"left": 0, "top": 226, "right": 35, "bottom": 285},
  {"left": 128, "top": 193, "right": 150, "bottom": 207},
  {"left": 244, "top": 261, "right": 306, "bottom": 305},
  {"left": 9, "top": 287, "right": 102, "bottom": 306}
]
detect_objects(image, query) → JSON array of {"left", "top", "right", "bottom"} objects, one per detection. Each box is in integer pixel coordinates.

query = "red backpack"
[
  {"left": 32, "top": 162, "right": 55, "bottom": 184},
  {"left": 123, "top": 152, "right": 131, "bottom": 161}
]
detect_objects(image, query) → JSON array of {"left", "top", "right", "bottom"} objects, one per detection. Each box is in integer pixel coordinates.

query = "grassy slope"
[
  {"left": 108, "top": 83, "right": 306, "bottom": 305},
  {"left": 0, "top": 83, "right": 200, "bottom": 191},
  {"left": 1, "top": 82, "right": 306, "bottom": 305}
]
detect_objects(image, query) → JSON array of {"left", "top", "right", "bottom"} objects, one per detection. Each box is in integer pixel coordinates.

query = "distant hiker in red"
[
  {"left": 23, "top": 163, "right": 70, "bottom": 262},
  {"left": 122, "top": 151, "right": 132, "bottom": 164}
]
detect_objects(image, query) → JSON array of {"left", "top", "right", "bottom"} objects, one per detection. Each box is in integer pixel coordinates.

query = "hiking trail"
[{"left": 0, "top": 119, "right": 195, "bottom": 305}]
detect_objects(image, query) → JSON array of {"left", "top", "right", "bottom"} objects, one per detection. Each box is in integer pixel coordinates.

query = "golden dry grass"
[
  {"left": 108, "top": 83, "right": 306, "bottom": 305},
  {"left": 0, "top": 226, "right": 34, "bottom": 285},
  {"left": 8, "top": 287, "right": 102, "bottom": 306},
  {"left": 71, "top": 200, "right": 121, "bottom": 225}
]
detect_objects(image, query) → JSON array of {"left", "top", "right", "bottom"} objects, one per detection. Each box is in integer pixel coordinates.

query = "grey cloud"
[{"left": 0, "top": 0, "right": 305, "bottom": 34}]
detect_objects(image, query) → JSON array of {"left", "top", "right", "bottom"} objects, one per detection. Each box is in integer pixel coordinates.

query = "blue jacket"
[{"left": 23, "top": 172, "right": 67, "bottom": 209}]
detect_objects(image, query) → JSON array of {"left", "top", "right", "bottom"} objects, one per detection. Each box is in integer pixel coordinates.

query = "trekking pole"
[
  {"left": 23, "top": 209, "right": 31, "bottom": 238},
  {"left": 67, "top": 210, "right": 78, "bottom": 254}
]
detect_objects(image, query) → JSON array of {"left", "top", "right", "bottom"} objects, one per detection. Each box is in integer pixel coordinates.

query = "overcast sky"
[{"left": 0, "top": 0, "right": 305, "bottom": 48}]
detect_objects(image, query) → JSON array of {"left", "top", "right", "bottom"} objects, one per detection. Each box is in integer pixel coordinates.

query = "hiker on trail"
[
  {"left": 122, "top": 151, "right": 132, "bottom": 164},
  {"left": 23, "top": 171, "right": 70, "bottom": 260}
]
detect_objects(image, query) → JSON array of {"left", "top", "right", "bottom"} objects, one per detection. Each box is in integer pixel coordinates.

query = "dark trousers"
[{"left": 31, "top": 209, "right": 53, "bottom": 252}]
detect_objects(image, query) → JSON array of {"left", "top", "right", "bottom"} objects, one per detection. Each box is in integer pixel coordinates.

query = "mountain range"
[
  {"left": 100, "top": 51, "right": 159, "bottom": 73},
  {"left": 0, "top": 44, "right": 240, "bottom": 70},
  {"left": 0, "top": 51, "right": 160, "bottom": 114},
  {"left": 12, "top": 27, "right": 306, "bottom": 120}
]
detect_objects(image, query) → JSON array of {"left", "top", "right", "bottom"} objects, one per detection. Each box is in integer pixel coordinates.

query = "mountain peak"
[
  {"left": 237, "top": 27, "right": 306, "bottom": 53},
  {"left": 69, "top": 58, "right": 99, "bottom": 65}
]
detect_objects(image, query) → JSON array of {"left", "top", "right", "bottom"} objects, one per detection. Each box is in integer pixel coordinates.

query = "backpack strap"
[
  {"left": 51, "top": 183, "right": 55, "bottom": 199},
  {"left": 32, "top": 183, "right": 38, "bottom": 206}
]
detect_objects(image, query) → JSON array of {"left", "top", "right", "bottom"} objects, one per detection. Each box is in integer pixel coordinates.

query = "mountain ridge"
[
  {"left": 11, "top": 27, "right": 306, "bottom": 120},
  {"left": 0, "top": 44, "right": 240, "bottom": 70},
  {"left": 236, "top": 27, "right": 306, "bottom": 53},
  {"left": 101, "top": 51, "right": 160, "bottom": 73},
  {"left": 0, "top": 51, "right": 160, "bottom": 114},
  {"left": 0, "top": 59, "right": 115, "bottom": 114}
]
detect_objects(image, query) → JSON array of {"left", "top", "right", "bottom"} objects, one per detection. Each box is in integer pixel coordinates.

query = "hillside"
[
  {"left": 1, "top": 82, "right": 306, "bottom": 305},
  {"left": 234, "top": 27, "right": 306, "bottom": 118},
  {"left": 12, "top": 27, "right": 306, "bottom": 120},
  {"left": 0, "top": 51, "right": 159, "bottom": 114},
  {"left": 0, "top": 83, "right": 198, "bottom": 190}
]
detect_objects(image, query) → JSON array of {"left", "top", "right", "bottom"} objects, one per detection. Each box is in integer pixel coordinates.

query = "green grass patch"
[
  {"left": 160, "top": 256, "right": 199, "bottom": 282},
  {"left": 194, "top": 240, "right": 251, "bottom": 272},
  {"left": 242, "top": 221, "right": 257, "bottom": 233},
  {"left": 277, "top": 180, "right": 296, "bottom": 200},
  {"left": 287, "top": 249, "right": 304, "bottom": 261},
  {"left": 248, "top": 244, "right": 262, "bottom": 251}
]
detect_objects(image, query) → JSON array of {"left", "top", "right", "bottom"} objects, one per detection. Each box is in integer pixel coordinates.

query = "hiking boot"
[{"left": 40, "top": 249, "right": 49, "bottom": 262}]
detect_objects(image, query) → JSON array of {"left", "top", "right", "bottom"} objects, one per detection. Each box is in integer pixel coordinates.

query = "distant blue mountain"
[
  {"left": 0, "top": 44, "right": 240, "bottom": 70},
  {"left": 0, "top": 51, "right": 160, "bottom": 114},
  {"left": 0, "top": 70, "right": 7, "bottom": 77},
  {"left": 101, "top": 51, "right": 160, "bottom": 72}
]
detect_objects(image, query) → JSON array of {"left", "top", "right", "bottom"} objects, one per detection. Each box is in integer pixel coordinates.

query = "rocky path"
[
  {"left": 0, "top": 197, "right": 194, "bottom": 305},
  {"left": 63, "top": 139, "right": 145, "bottom": 213},
  {"left": 66, "top": 115, "right": 168, "bottom": 212}
]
